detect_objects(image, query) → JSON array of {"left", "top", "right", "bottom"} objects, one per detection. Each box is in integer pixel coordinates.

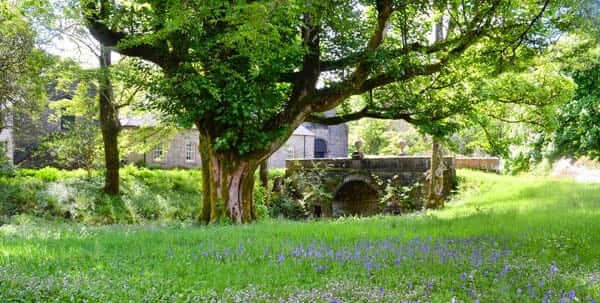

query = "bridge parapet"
[
  {"left": 285, "top": 156, "right": 456, "bottom": 217},
  {"left": 287, "top": 156, "right": 454, "bottom": 181}
]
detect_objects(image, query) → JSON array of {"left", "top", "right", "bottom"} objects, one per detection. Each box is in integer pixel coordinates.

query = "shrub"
[
  {"left": 1, "top": 166, "right": 205, "bottom": 224},
  {"left": 253, "top": 185, "right": 269, "bottom": 221}
]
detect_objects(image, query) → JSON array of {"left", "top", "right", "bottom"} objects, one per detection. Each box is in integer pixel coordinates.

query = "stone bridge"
[{"left": 286, "top": 156, "right": 456, "bottom": 217}]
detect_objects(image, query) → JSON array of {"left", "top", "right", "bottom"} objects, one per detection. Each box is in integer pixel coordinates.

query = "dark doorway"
[
  {"left": 313, "top": 205, "right": 322, "bottom": 218},
  {"left": 315, "top": 138, "right": 327, "bottom": 158},
  {"left": 333, "top": 180, "right": 379, "bottom": 217}
]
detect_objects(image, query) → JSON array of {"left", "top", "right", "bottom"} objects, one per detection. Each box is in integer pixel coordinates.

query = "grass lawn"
[{"left": 1, "top": 170, "right": 599, "bottom": 302}]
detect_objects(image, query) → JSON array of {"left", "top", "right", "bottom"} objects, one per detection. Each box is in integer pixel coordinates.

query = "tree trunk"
[
  {"left": 259, "top": 160, "right": 269, "bottom": 189},
  {"left": 99, "top": 45, "right": 121, "bottom": 196},
  {"left": 426, "top": 137, "right": 444, "bottom": 209},
  {"left": 198, "top": 131, "right": 260, "bottom": 224}
]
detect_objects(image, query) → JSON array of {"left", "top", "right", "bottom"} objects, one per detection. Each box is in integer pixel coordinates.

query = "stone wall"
[
  {"left": 455, "top": 157, "right": 501, "bottom": 172},
  {"left": 288, "top": 156, "right": 455, "bottom": 185},
  {"left": 304, "top": 122, "right": 348, "bottom": 158},
  {"left": 126, "top": 129, "right": 202, "bottom": 169},
  {"left": 268, "top": 134, "right": 315, "bottom": 168},
  {"left": 286, "top": 156, "right": 457, "bottom": 217}
]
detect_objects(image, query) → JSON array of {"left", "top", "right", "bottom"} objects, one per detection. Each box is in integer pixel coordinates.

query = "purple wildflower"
[
  {"left": 551, "top": 261, "right": 559, "bottom": 274},
  {"left": 568, "top": 290, "right": 576, "bottom": 300}
]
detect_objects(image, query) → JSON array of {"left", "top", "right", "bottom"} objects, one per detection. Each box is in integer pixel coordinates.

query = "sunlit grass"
[{"left": 1, "top": 170, "right": 599, "bottom": 302}]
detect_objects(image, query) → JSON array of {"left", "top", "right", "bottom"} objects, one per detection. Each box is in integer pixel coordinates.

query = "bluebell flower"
[{"left": 551, "top": 261, "right": 559, "bottom": 274}]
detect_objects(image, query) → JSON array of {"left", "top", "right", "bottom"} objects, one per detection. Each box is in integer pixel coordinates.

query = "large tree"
[{"left": 83, "top": 0, "right": 579, "bottom": 223}]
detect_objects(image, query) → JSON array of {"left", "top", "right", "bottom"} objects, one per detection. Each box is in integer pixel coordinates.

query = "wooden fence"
[{"left": 455, "top": 157, "right": 501, "bottom": 172}]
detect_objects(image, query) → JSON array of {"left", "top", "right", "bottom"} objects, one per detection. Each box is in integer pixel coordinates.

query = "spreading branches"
[{"left": 306, "top": 106, "right": 414, "bottom": 125}]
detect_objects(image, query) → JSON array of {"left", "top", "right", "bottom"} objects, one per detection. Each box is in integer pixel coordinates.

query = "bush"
[
  {"left": 253, "top": 185, "right": 269, "bottom": 221},
  {"left": 269, "top": 193, "right": 308, "bottom": 220},
  {"left": 0, "top": 166, "right": 204, "bottom": 224}
]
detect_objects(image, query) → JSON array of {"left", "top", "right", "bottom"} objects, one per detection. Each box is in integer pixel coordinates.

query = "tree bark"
[
  {"left": 259, "top": 160, "right": 268, "bottom": 189},
  {"left": 198, "top": 130, "right": 260, "bottom": 224},
  {"left": 426, "top": 137, "right": 444, "bottom": 209},
  {"left": 99, "top": 45, "right": 121, "bottom": 195}
]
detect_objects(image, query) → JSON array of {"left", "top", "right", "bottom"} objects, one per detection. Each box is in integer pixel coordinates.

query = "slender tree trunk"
[
  {"left": 425, "top": 20, "right": 447, "bottom": 209},
  {"left": 427, "top": 137, "right": 444, "bottom": 209},
  {"left": 198, "top": 130, "right": 261, "bottom": 224},
  {"left": 99, "top": 45, "right": 121, "bottom": 195}
]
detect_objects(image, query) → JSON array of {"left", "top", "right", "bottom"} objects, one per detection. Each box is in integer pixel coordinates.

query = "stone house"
[
  {"left": 1, "top": 86, "right": 348, "bottom": 168},
  {"left": 122, "top": 115, "right": 348, "bottom": 169},
  {"left": 2, "top": 76, "right": 350, "bottom": 168}
]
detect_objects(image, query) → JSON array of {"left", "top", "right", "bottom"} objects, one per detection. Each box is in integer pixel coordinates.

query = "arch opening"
[
  {"left": 333, "top": 180, "right": 379, "bottom": 217},
  {"left": 314, "top": 138, "right": 328, "bottom": 158}
]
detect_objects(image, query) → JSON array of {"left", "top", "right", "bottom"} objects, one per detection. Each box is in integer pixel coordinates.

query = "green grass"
[{"left": 1, "top": 170, "right": 599, "bottom": 302}]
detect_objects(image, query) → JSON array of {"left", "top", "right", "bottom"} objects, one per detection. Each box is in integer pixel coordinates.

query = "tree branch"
[
  {"left": 503, "top": 0, "right": 551, "bottom": 55},
  {"left": 306, "top": 106, "right": 414, "bottom": 125},
  {"left": 83, "top": 0, "right": 174, "bottom": 68}
]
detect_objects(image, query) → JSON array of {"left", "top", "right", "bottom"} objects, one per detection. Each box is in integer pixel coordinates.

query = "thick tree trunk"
[
  {"left": 99, "top": 45, "right": 121, "bottom": 196},
  {"left": 426, "top": 137, "right": 444, "bottom": 209},
  {"left": 198, "top": 131, "right": 260, "bottom": 224}
]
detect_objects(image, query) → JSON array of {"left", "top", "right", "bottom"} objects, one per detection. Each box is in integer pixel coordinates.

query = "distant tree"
[
  {"left": 0, "top": 2, "right": 55, "bottom": 131},
  {"left": 356, "top": 119, "right": 391, "bottom": 155},
  {"left": 83, "top": 0, "right": 583, "bottom": 223}
]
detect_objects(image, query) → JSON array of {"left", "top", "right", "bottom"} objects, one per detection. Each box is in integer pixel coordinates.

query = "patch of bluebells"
[
  {"left": 2, "top": 235, "right": 598, "bottom": 302},
  {"left": 186, "top": 235, "right": 599, "bottom": 302}
]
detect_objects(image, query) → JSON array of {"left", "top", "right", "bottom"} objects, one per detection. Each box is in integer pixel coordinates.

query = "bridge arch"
[{"left": 332, "top": 174, "right": 380, "bottom": 217}]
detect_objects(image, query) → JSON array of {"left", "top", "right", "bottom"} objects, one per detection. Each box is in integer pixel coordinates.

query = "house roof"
[{"left": 293, "top": 125, "right": 315, "bottom": 136}]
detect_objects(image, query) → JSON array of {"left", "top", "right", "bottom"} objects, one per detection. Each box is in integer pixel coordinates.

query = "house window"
[
  {"left": 152, "top": 144, "right": 163, "bottom": 161},
  {"left": 185, "top": 142, "right": 195, "bottom": 162}
]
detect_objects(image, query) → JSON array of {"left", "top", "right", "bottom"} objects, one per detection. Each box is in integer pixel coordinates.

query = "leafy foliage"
[
  {"left": 0, "top": 1, "right": 57, "bottom": 129},
  {"left": 82, "top": 0, "right": 585, "bottom": 156},
  {"left": 552, "top": 55, "right": 600, "bottom": 161}
]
